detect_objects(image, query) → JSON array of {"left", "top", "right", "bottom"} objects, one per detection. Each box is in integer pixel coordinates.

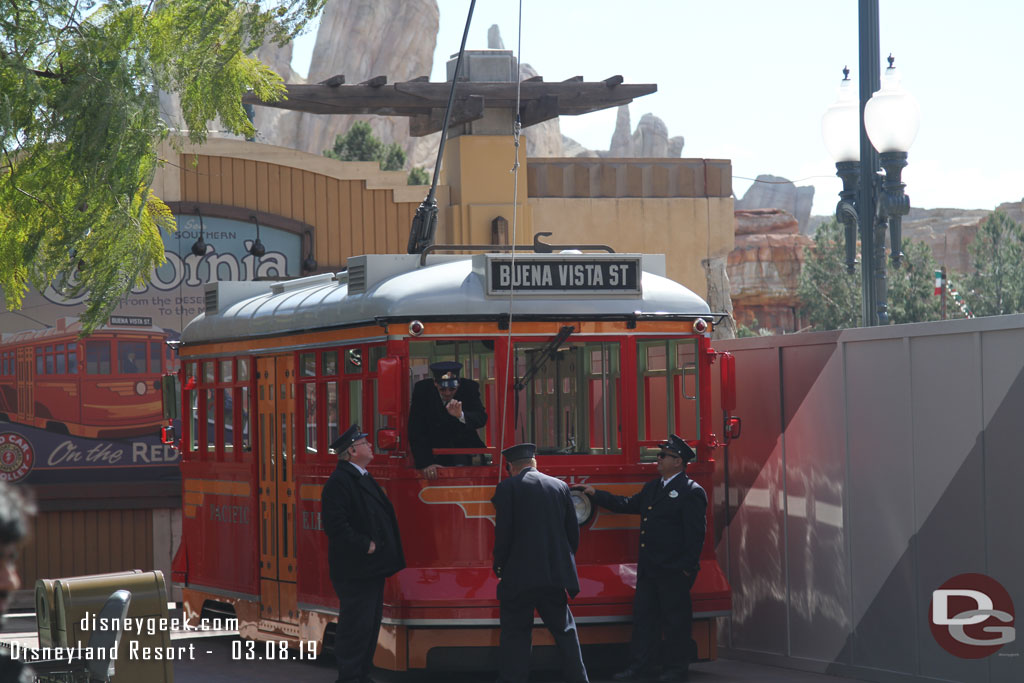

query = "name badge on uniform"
[{"left": 668, "top": 490, "right": 679, "bottom": 498}]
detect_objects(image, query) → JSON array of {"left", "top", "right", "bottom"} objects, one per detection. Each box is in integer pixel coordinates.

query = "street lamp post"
[{"left": 821, "top": 0, "right": 920, "bottom": 326}]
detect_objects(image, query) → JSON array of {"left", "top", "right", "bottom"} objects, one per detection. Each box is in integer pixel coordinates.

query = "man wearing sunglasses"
[{"left": 573, "top": 434, "right": 706, "bottom": 683}]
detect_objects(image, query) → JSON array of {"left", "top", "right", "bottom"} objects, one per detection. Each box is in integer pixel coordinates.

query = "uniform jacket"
[
  {"left": 408, "top": 377, "right": 487, "bottom": 468},
  {"left": 592, "top": 474, "right": 706, "bottom": 578},
  {"left": 321, "top": 460, "right": 405, "bottom": 583},
  {"left": 491, "top": 467, "right": 581, "bottom": 599}
]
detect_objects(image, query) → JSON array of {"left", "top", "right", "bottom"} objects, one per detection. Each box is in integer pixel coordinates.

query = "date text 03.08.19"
[{"left": 231, "top": 639, "right": 319, "bottom": 660}]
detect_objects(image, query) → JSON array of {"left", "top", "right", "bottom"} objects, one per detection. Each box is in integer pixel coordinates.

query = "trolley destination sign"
[{"left": 486, "top": 255, "right": 642, "bottom": 296}]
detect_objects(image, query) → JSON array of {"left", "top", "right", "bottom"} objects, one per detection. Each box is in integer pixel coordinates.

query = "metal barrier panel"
[{"left": 716, "top": 314, "right": 1024, "bottom": 683}]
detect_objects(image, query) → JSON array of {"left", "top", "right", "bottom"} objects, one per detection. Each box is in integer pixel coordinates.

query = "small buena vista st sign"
[{"left": 486, "top": 255, "right": 641, "bottom": 295}]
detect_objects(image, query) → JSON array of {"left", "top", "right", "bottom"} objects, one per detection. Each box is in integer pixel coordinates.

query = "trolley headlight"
[
  {"left": 569, "top": 489, "right": 594, "bottom": 526},
  {"left": 693, "top": 317, "right": 708, "bottom": 334},
  {"left": 409, "top": 320, "right": 424, "bottom": 336},
  {"left": 135, "top": 381, "right": 147, "bottom": 396}
]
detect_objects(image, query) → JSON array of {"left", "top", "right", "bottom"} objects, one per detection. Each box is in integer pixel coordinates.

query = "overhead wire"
[{"left": 497, "top": 0, "right": 524, "bottom": 483}]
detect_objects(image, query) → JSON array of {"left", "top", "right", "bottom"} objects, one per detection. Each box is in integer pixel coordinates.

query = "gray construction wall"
[{"left": 715, "top": 315, "right": 1024, "bottom": 683}]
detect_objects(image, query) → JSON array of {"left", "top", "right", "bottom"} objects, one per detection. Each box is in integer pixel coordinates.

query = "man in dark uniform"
[
  {"left": 408, "top": 360, "right": 487, "bottom": 480},
  {"left": 321, "top": 424, "right": 405, "bottom": 683},
  {"left": 491, "top": 443, "right": 589, "bottom": 683},
  {"left": 574, "top": 434, "right": 706, "bottom": 683}
]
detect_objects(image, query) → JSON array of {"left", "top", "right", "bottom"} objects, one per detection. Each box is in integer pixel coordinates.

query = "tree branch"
[{"left": 27, "top": 67, "right": 68, "bottom": 82}]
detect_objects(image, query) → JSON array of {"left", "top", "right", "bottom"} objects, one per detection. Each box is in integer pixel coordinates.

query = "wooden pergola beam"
[{"left": 242, "top": 77, "right": 656, "bottom": 137}]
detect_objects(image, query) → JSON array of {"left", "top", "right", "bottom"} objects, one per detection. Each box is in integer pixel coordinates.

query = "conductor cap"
[
  {"left": 501, "top": 443, "right": 537, "bottom": 463},
  {"left": 659, "top": 433, "right": 696, "bottom": 462},
  {"left": 430, "top": 361, "right": 462, "bottom": 388},
  {"left": 329, "top": 423, "right": 367, "bottom": 455}
]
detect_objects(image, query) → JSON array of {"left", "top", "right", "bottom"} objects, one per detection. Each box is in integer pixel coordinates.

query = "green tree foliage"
[
  {"left": 324, "top": 121, "right": 431, "bottom": 187},
  {"left": 736, "top": 317, "right": 773, "bottom": 337},
  {"left": 407, "top": 167, "right": 430, "bottom": 186},
  {"left": 797, "top": 220, "right": 861, "bottom": 330},
  {"left": 324, "top": 121, "right": 407, "bottom": 170},
  {"left": 380, "top": 142, "right": 406, "bottom": 172},
  {"left": 0, "top": 0, "right": 325, "bottom": 331},
  {"left": 798, "top": 220, "right": 943, "bottom": 329},
  {"left": 960, "top": 211, "right": 1024, "bottom": 317},
  {"left": 887, "top": 238, "right": 942, "bottom": 325}
]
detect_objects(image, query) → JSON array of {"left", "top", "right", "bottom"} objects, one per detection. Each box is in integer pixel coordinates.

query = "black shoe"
[
  {"left": 612, "top": 666, "right": 651, "bottom": 682},
  {"left": 656, "top": 668, "right": 689, "bottom": 682}
]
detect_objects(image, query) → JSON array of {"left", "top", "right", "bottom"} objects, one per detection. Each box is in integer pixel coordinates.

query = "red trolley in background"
[{"left": 0, "top": 317, "right": 172, "bottom": 439}]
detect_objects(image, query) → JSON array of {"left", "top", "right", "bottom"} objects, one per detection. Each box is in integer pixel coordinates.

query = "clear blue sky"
[{"left": 292, "top": 1, "right": 1024, "bottom": 217}]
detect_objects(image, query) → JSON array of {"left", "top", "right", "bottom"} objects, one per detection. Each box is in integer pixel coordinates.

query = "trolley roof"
[{"left": 181, "top": 252, "right": 711, "bottom": 345}]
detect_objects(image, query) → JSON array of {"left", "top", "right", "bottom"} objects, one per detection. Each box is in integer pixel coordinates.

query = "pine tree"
[
  {"left": 797, "top": 220, "right": 862, "bottom": 330},
  {"left": 324, "top": 121, "right": 408, "bottom": 171},
  {"left": 407, "top": 167, "right": 430, "bottom": 186},
  {"left": 887, "top": 238, "right": 942, "bottom": 324},
  {"left": 960, "top": 211, "right": 1024, "bottom": 317}
]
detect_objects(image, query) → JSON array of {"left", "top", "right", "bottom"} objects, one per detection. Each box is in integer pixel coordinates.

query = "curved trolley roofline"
[{"left": 181, "top": 251, "right": 717, "bottom": 346}]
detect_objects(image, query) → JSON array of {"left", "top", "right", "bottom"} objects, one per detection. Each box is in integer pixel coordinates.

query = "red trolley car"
[
  {"left": 0, "top": 317, "right": 171, "bottom": 438},
  {"left": 171, "top": 245, "right": 739, "bottom": 670}
]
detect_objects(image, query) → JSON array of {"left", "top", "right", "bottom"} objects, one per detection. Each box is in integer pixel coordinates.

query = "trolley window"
[
  {"left": 304, "top": 383, "right": 317, "bottom": 454},
  {"left": 326, "top": 381, "right": 339, "bottom": 450},
  {"left": 297, "top": 343, "right": 379, "bottom": 458},
  {"left": 637, "top": 338, "right": 699, "bottom": 458},
  {"left": 187, "top": 361, "right": 199, "bottom": 452},
  {"left": 408, "top": 339, "right": 495, "bottom": 449},
  {"left": 369, "top": 346, "right": 387, "bottom": 436},
  {"left": 86, "top": 341, "right": 111, "bottom": 374},
  {"left": 512, "top": 341, "right": 621, "bottom": 455},
  {"left": 183, "top": 357, "right": 252, "bottom": 461},
  {"left": 150, "top": 342, "right": 162, "bottom": 374},
  {"left": 239, "top": 357, "right": 250, "bottom": 451},
  {"left": 118, "top": 341, "right": 146, "bottom": 374}
]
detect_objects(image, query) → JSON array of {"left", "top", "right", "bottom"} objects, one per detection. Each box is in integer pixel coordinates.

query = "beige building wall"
[
  {"left": 526, "top": 197, "right": 733, "bottom": 301},
  {"left": 440, "top": 134, "right": 735, "bottom": 301},
  {"left": 436, "top": 134, "right": 531, "bottom": 246}
]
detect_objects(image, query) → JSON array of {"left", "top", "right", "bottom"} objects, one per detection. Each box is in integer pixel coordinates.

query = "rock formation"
[
  {"left": 736, "top": 175, "right": 814, "bottom": 234},
  {"left": 256, "top": 0, "right": 440, "bottom": 164},
  {"left": 561, "top": 135, "right": 597, "bottom": 158},
  {"left": 609, "top": 106, "right": 632, "bottom": 157},
  {"left": 807, "top": 201, "right": 1024, "bottom": 276},
  {"left": 251, "top": 39, "right": 304, "bottom": 146},
  {"left": 900, "top": 202, "right": 1024, "bottom": 274},
  {"left": 606, "top": 106, "right": 683, "bottom": 159},
  {"left": 728, "top": 209, "right": 813, "bottom": 333}
]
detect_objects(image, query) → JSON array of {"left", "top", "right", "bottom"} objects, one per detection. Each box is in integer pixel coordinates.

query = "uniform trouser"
[
  {"left": 332, "top": 576, "right": 385, "bottom": 683},
  {"left": 629, "top": 572, "right": 697, "bottom": 674},
  {"left": 498, "top": 586, "right": 589, "bottom": 683}
]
